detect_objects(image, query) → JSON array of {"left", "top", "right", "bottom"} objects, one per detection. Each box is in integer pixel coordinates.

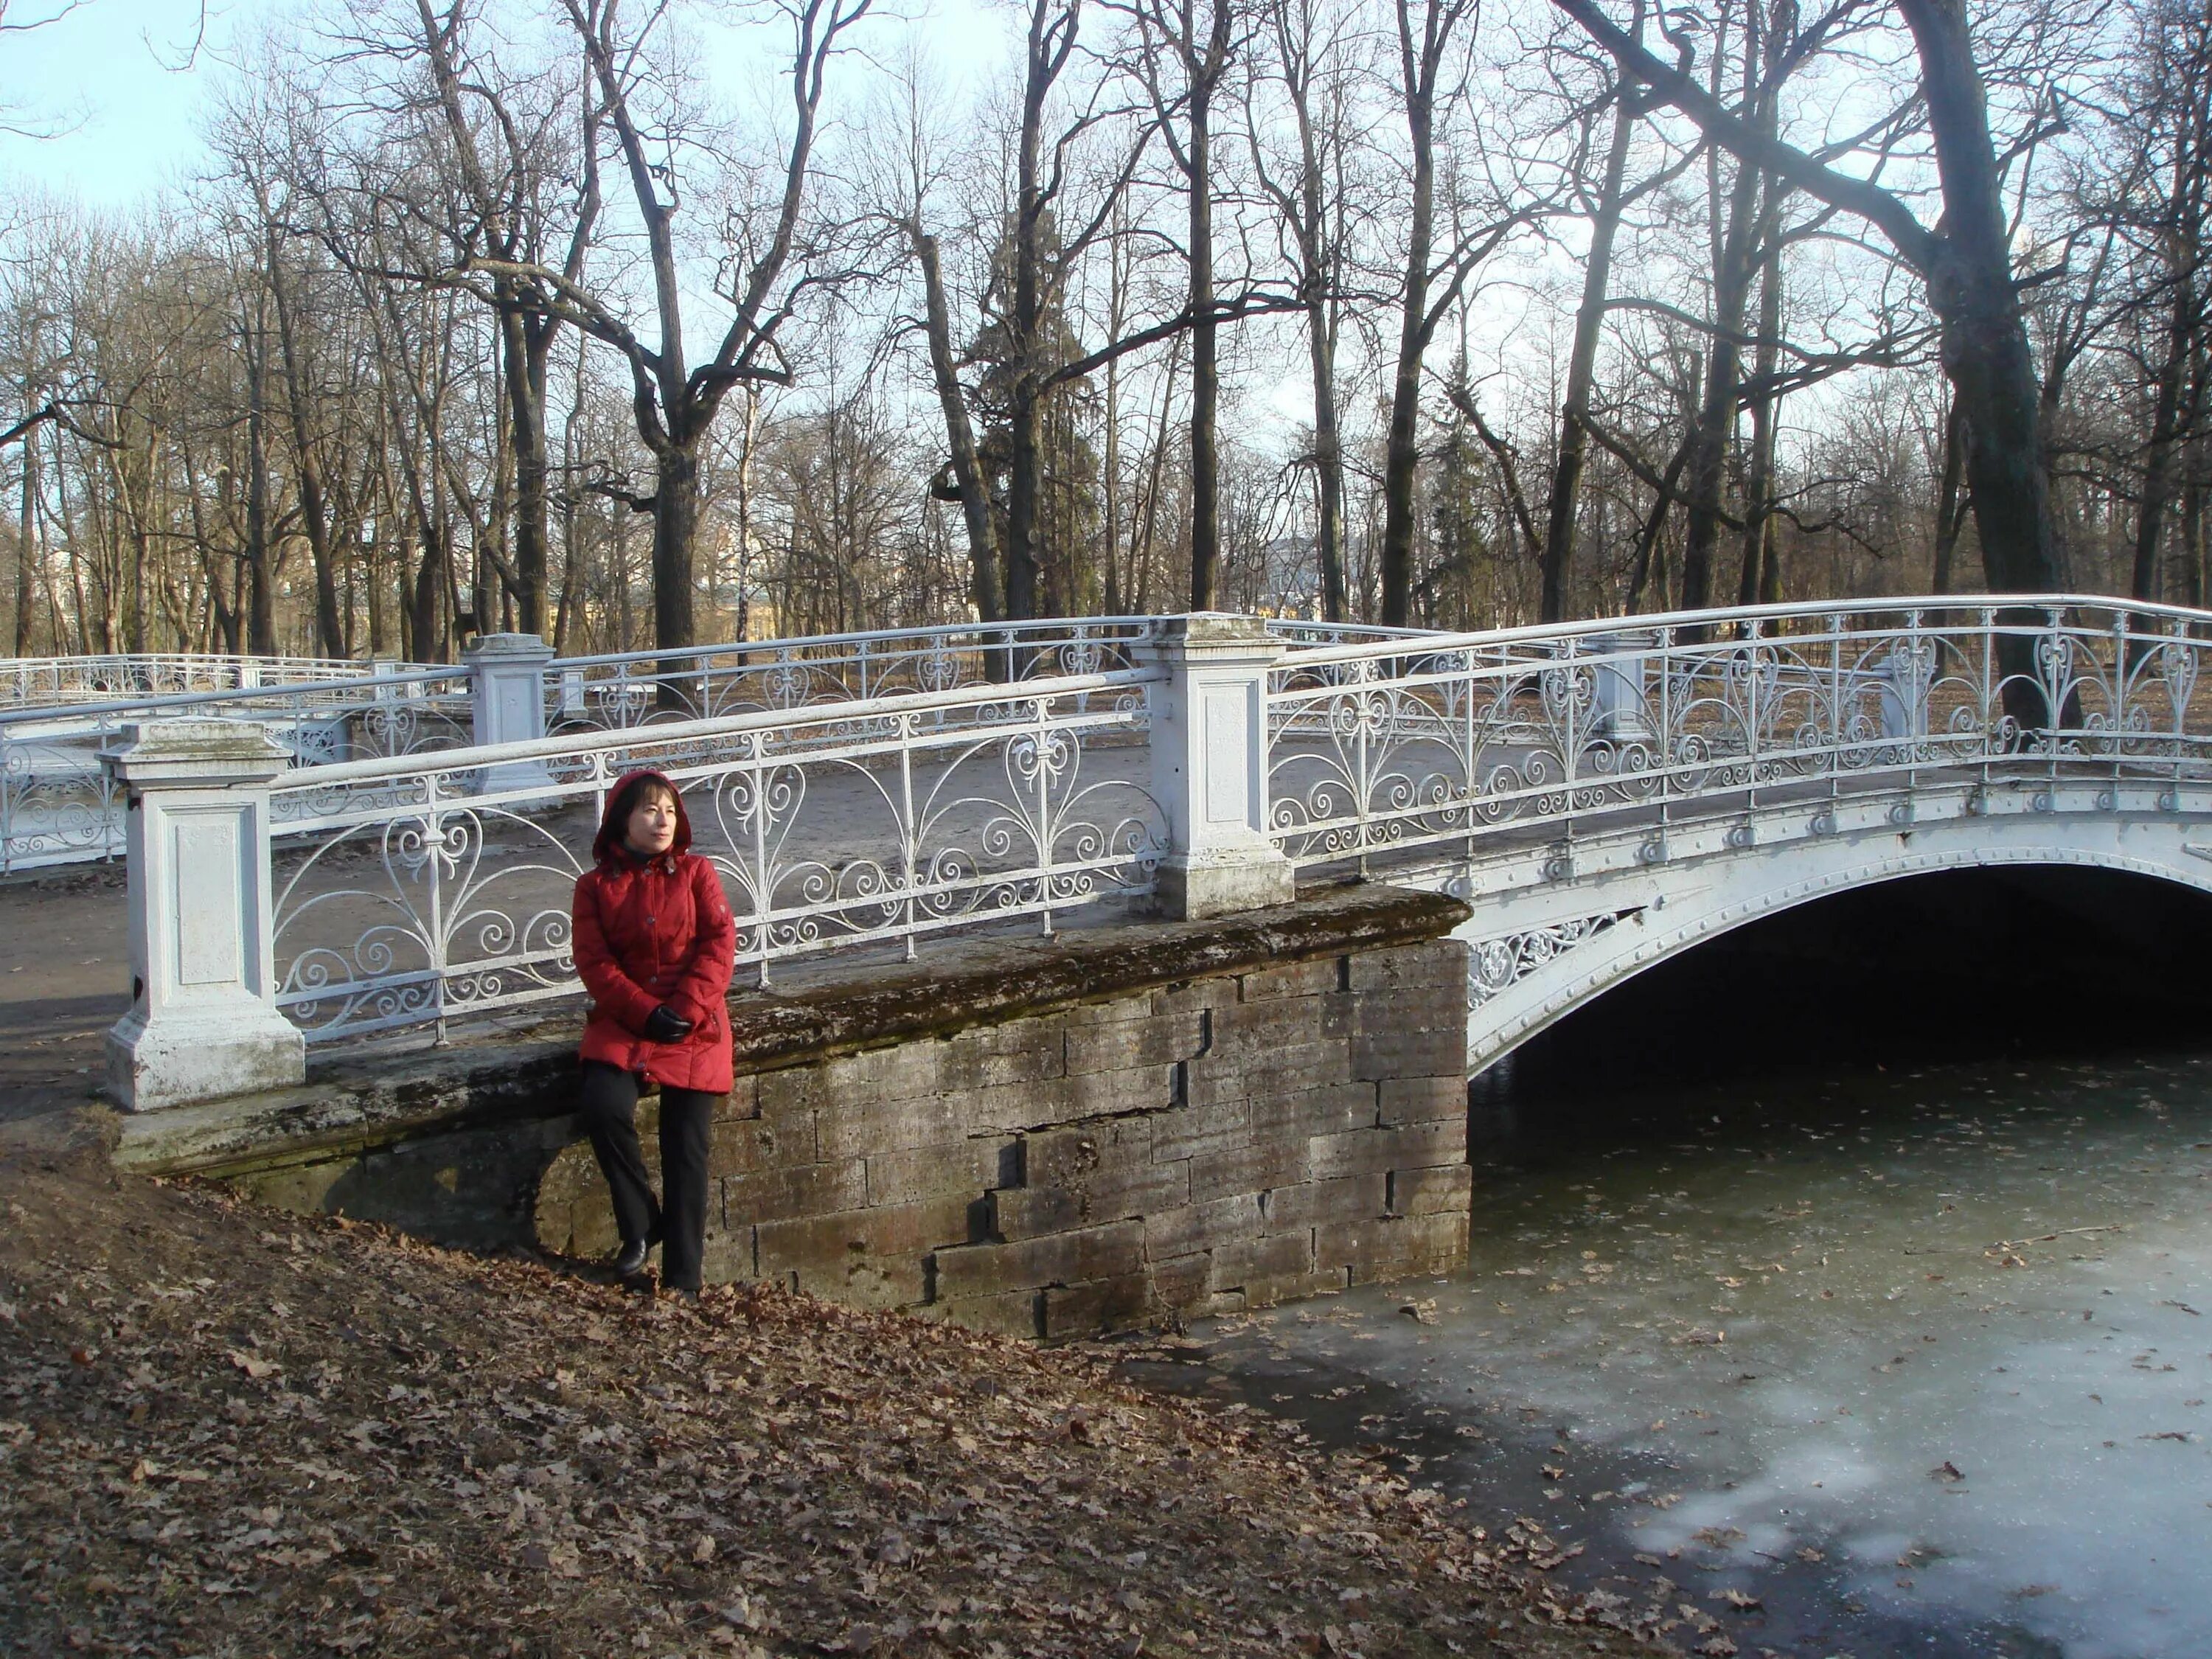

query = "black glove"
[{"left": 643, "top": 1004, "right": 694, "bottom": 1044}]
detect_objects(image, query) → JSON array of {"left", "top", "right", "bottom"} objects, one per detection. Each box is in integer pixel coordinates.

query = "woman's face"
[{"left": 623, "top": 786, "right": 680, "bottom": 856}]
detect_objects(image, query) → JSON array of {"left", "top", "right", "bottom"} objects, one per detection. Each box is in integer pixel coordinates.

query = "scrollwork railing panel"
[
  {"left": 1267, "top": 598, "right": 2212, "bottom": 871},
  {"left": 268, "top": 672, "right": 1164, "bottom": 1045},
  {"left": 543, "top": 619, "right": 1169, "bottom": 732}
]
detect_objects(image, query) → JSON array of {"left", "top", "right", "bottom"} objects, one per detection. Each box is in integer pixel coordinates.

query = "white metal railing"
[
  {"left": 541, "top": 617, "right": 1177, "bottom": 730},
  {"left": 0, "top": 651, "right": 412, "bottom": 708},
  {"left": 263, "top": 669, "right": 1166, "bottom": 1043},
  {"left": 1265, "top": 596, "right": 2212, "bottom": 870},
  {"left": 1, "top": 667, "right": 474, "bottom": 872},
  {"left": 3, "top": 620, "right": 1192, "bottom": 872},
  {"left": 94, "top": 597, "right": 2212, "bottom": 1104}
]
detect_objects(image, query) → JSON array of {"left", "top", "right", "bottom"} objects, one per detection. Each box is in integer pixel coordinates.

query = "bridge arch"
[{"left": 1453, "top": 820, "right": 2212, "bottom": 1075}]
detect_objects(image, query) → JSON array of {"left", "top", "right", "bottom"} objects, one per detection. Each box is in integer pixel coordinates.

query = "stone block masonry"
[
  {"left": 116, "top": 884, "right": 1473, "bottom": 1342},
  {"left": 533, "top": 891, "right": 1474, "bottom": 1340}
]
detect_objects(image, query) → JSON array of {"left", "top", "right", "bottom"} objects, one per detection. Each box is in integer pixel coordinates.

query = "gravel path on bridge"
[{"left": 0, "top": 1119, "right": 1666, "bottom": 1659}]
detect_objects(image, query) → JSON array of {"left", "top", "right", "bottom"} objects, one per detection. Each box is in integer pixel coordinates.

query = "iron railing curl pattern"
[
  {"left": 0, "top": 651, "right": 417, "bottom": 708},
  {"left": 266, "top": 669, "right": 1166, "bottom": 1043},
  {"left": 544, "top": 617, "right": 1175, "bottom": 731},
  {"left": 1265, "top": 597, "right": 2212, "bottom": 870},
  {"left": 1, "top": 667, "right": 473, "bottom": 873}
]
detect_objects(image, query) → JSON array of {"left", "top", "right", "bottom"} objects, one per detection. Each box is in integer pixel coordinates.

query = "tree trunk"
[
  {"left": 245, "top": 321, "right": 277, "bottom": 658},
  {"left": 1735, "top": 187, "right": 1784, "bottom": 607},
  {"left": 1931, "top": 396, "right": 1968, "bottom": 593},
  {"left": 1896, "top": 0, "right": 2063, "bottom": 599},
  {"left": 1680, "top": 21, "right": 1767, "bottom": 616},
  {"left": 1379, "top": 90, "right": 1434, "bottom": 625},
  {"left": 408, "top": 529, "right": 442, "bottom": 664},
  {"left": 266, "top": 232, "right": 345, "bottom": 658},
  {"left": 911, "top": 226, "right": 1003, "bottom": 622},
  {"left": 504, "top": 307, "right": 552, "bottom": 634},
  {"left": 1104, "top": 246, "right": 1126, "bottom": 617},
  {"left": 1309, "top": 302, "right": 1346, "bottom": 622},
  {"left": 1542, "top": 81, "right": 1638, "bottom": 622},
  {"left": 2129, "top": 268, "right": 2199, "bottom": 602},
  {"left": 1626, "top": 432, "right": 1694, "bottom": 611},
  {"left": 653, "top": 442, "right": 700, "bottom": 685},
  {"left": 1006, "top": 390, "right": 1043, "bottom": 621},
  {"left": 1189, "top": 77, "right": 1220, "bottom": 611},
  {"left": 15, "top": 403, "right": 38, "bottom": 656},
  {"left": 1004, "top": 4, "right": 1053, "bottom": 625},
  {"left": 2183, "top": 463, "right": 2206, "bottom": 609}
]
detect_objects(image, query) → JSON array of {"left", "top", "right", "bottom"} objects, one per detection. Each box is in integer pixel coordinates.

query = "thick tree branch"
[{"left": 1549, "top": 0, "right": 1937, "bottom": 272}]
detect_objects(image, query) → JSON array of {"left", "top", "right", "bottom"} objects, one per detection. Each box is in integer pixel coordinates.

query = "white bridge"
[{"left": 75, "top": 596, "right": 2212, "bottom": 1111}]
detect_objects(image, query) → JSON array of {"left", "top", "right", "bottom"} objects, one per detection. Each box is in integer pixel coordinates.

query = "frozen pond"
[{"left": 1125, "top": 1050, "right": 2212, "bottom": 1658}]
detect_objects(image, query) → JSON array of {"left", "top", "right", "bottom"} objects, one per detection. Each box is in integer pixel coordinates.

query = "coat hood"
[{"left": 594, "top": 769, "right": 693, "bottom": 865}]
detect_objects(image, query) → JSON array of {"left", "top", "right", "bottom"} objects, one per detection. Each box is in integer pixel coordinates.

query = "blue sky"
[
  {"left": 0, "top": 0, "right": 229, "bottom": 206},
  {"left": 0, "top": 0, "right": 1009, "bottom": 212}
]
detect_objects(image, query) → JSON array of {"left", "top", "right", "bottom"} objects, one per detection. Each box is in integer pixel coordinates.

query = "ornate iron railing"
[
  {"left": 0, "top": 616, "right": 1351, "bottom": 872},
  {"left": 0, "top": 651, "right": 411, "bottom": 707},
  {"left": 0, "top": 669, "right": 473, "bottom": 872},
  {"left": 538, "top": 616, "right": 1431, "bottom": 730},
  {"left": 83, "top": 595, "right": 2212, "bottom": 1076},
  {"left": 540, "top": 618, "right": 1178, "bottom": 730},
  {"left": 1265, "top": 597, "right": 2212, "bottom": 872},
  {"left": 265, "top": 669, "right": 1165, "bottom": 1043}
]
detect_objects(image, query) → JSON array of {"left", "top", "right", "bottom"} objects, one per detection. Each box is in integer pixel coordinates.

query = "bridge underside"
[{"left": 1368, "top": 773, "right": 2212, "bottom": 1074}]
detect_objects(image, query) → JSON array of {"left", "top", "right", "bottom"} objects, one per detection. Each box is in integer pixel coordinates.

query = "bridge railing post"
[
  {"left": 1589, "top": 630, "right": 1655, "bottom": 740},
  {"left": 1137, "top": 613, "right": 1297, "bottom": 919},
  {"left": 1877, "top": 641, "right": 1932, "bottom": 742},
  {"left": 463, "top": 631, "right": 557, "bottom": 795},
  {"left": 102, "top": 720, "right": 305, "bottom": 1112}
]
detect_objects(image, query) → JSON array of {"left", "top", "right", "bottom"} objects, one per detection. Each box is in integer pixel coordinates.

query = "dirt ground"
[
  {"left": 0, "top": 1107, "right": 1683, "bottom": 1659},
  {"left": 0, "top": 863, "right": 1677, "bottom": 1658}
]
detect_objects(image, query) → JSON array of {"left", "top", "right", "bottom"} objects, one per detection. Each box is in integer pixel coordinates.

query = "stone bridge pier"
[{"left": 115, "top": 886, "right": 1478, "bottom": 1340}]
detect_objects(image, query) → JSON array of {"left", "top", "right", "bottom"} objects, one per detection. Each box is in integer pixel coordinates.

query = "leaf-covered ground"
[{"left": 1, "top": 1112, "right": 1664, "bottom": 1659}]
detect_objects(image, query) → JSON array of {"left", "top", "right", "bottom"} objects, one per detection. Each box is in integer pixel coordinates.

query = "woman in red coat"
[{"left": 570, "top": 769, "right": 737, "bottom": 1293}]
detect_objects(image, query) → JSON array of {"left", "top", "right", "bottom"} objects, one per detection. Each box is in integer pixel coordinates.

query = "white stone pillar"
[
  {"left": 1137, "top": 614, "right": 1297, "bottom": 919},
  {"left": 1587, "top": 630, "right": 1654, "bottom": 741},
  {"left": 463, "top": 632, "right": 557, "bottom": 794},
  {"left": 103, "top": 720, "right": 305, "bottom": 1112}
]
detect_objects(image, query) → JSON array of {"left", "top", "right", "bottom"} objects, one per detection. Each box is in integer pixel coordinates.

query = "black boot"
[{"left": 611, "top": 1237, "right": 650, "bottom": 1278}]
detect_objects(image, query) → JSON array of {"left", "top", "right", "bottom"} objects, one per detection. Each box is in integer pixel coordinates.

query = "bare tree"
[
  {"left": 869, "top": 55, "right": 1004, "bottom": 619},
  {"left": 462, "top": 0, "right": 874, "bottom": 655},
  {"left": 397, "top": 0, "right": 603, "bottom": 635},
  {"left": 1376, "top": 0, "right": 1535, "bottom": 625},
  {"left": 1122, "top": 0, "right": 1238, "bottom": 606},
  {"left": 1244, "top": 0, "right": 1364, "bottom": 619},
  {"left": 1553, "top": 0, "right": 2069, "bottom": 599}
]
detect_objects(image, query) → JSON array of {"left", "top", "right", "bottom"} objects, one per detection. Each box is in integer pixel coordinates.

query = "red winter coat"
[{"left": 571, "top": 771, "right": 738, "bottom": 1093}]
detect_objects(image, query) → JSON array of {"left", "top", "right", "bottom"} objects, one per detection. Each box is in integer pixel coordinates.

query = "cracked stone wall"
[{"left": 532, "top": 939, "right": 1472, "bottom": 1339}]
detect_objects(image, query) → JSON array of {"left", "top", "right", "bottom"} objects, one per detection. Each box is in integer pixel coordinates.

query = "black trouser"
[{"left": 579, "top": 1061, "right": 716, "bottom": 1292}]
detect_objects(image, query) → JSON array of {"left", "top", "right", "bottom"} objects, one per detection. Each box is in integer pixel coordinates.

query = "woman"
[{"left": 570, "top": 770, "right": 737, "bottom": 1294}]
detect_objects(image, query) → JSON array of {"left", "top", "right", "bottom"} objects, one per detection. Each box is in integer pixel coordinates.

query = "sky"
[
  {"left": 0, "top": 0, "right": 229, "bottom": 206},
  {"left": 0, "top": 0, "right": 1891, "bottom": 466},
  {"left": 0, "top": 0, "right": 1012, "bottom": 211}
]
